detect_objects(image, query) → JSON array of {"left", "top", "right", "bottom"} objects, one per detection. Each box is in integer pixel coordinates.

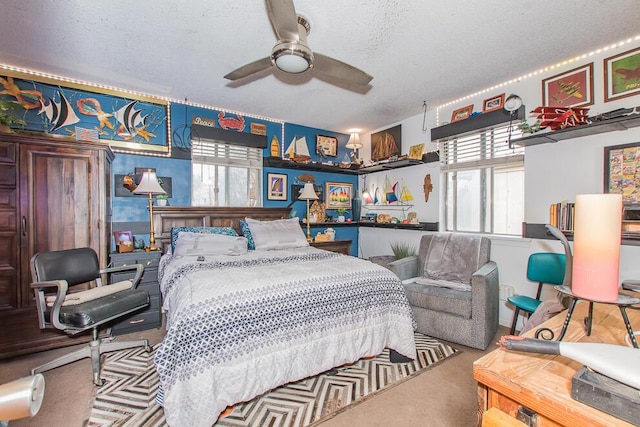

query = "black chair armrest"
[{"left": 100, "top": 263, "right": 144, "bottom": 288}]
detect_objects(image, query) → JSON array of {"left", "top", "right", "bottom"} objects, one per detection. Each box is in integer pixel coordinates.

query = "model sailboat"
[
  {"left": 384, "top": 176, "right": 398, "bottom": 204},
  {"left": 399, "top": 179, "right": 414, "bottom": 204},
  {"left": 285, "top": 136, "right": 311, "bottom": 162}
]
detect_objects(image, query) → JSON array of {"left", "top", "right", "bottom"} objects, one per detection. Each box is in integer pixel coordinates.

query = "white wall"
[{"left": 359, "top": 37, "right": 640, "bottom": 329}]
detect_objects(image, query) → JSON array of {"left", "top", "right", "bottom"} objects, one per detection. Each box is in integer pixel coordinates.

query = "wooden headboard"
[{"left": 152, "top": 206, "right": 291, "bottom": 253}]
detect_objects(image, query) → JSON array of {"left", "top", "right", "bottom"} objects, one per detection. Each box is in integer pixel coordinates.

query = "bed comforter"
[{"left": 154, "top": 247, "right": 416, "bottom": 427}]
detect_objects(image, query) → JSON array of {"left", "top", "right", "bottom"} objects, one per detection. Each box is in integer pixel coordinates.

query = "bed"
[{"left": 151, "top": 207, "right": 417, "bottom": 427}]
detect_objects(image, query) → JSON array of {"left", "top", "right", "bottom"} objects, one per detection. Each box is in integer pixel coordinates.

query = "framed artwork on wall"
[
  {"left": 482, "top": 94, "right": 505, "bottom": 113},
  {"left": 604, "top": 46, "right": 640, "bottom": 102},
  {"left": 603, "top": 142, "right": 640, "bottom": 205},
  {"left": 316, "top": 134, "right": 338, "bottom": 157},
  {"left": 451, "top": 105, "right": 473, "bottom": 122},
  {"left": 542, "top": 63, "right": 594, "bottom": 108},
  {"left": 371, "top": 124, "right": 401, "bottom": 161},
  {"left": 267, "top": 173, "right": 287, "bottom": 201},
  {"left": 325, "top": 182, "right": 352, "bottom": 209}
]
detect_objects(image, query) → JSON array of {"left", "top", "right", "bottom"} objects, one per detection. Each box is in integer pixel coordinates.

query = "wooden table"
[{"left": 473, "top": 291, "right": 640, "bottom": 427}]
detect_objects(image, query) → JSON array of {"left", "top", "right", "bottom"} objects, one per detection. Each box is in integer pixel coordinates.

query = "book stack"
[{"left": 549, "top": 201, "right": 575, "bottom": 231}]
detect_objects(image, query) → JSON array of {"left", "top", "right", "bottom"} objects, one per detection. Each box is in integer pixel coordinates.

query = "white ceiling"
[{"left": 1, "top": 1, "right": 639, "bottom": 134}]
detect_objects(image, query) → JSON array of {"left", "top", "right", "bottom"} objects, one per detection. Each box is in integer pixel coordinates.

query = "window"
[
  {"left": 441, "top": 124, "right": 524, "bottom": 235},
  {"left": 191, "top": 139, "right": 262, "bottom": 207}
]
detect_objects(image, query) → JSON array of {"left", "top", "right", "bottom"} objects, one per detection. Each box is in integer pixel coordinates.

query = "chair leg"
[
  {"left": 31, "top": 330, "right": 150, "bottom": 386},
  {"left": 509, "top": 307, "right": 521, "bottom": 335}
]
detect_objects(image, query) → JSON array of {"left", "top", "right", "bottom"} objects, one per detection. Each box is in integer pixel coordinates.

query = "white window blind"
[
  {"left": 440, "top": 124, "right": 524, "bottom": 172},
  {"left": 192, "top": 139, "right": 263, "bottom": 167}
]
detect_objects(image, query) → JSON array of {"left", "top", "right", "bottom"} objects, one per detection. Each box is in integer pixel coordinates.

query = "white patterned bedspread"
[{"left": 154, "top": 247, "right": 416, "bottom": 427}]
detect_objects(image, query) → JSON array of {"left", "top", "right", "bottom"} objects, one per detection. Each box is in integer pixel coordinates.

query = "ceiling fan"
[{"left": 224, "top": 0, "right": 373, "bottom": 86}]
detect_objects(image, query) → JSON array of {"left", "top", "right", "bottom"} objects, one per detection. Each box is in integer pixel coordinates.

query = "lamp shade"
[
  {"left": 572, "top": 193, "right": 622, "bottom": 302},
  {"left": 346, "top": 132, "right": 363, "bottom": 149},
  {"left": 133, "top": 171, "right": 166, "bottom": 195},
  {"left": 298, "top": 182, "right": 318, "bottom": 200}
]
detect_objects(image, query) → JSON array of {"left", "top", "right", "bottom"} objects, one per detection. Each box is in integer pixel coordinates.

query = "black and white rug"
[{"left": 88, "top": 333, "right": 458, "bottom": 427}]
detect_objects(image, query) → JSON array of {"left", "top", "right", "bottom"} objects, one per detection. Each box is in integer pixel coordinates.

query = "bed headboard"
[{"left": 152, "top": 206, "right": 291, "bottom": 253}]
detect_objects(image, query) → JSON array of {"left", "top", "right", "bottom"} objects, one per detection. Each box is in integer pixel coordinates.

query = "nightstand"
[
  {"left": 109, "top": 251, "right": 162, "bottom": 334},
  {"left": 310, "top": 239, "right": 352, "bottom": 255}
]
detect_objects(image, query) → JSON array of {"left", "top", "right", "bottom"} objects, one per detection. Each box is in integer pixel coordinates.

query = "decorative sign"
[{"left": 251, "top": 122, "right": 267, "bottom": 135}]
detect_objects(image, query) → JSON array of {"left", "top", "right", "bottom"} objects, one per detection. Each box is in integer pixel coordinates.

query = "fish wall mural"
[{"left": 0, "top": 72, "right": 169, "bottom": 155}]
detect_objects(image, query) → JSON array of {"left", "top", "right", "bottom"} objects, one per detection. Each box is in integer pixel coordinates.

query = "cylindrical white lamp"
[
  {"left": 572, "top": 193, "right": 622, "bottom": 302},
  {"left": 0, "top": 374, "right": 45, "bottom": 421}
]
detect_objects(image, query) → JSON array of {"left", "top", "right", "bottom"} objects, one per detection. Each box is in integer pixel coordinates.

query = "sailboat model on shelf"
[
  {"left": 384, "top": 176, "right": 398, "bottom": 204},
  {"left": 285, "top": 136, "right": 311, "bottom": 163},
  {"left": 399, "top": 179, "right": 414, "bottom": 204}
]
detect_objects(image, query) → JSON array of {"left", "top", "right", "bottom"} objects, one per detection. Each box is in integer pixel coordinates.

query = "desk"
[{"left": 473, "top": 293, "right": 639, "bottom": 426}]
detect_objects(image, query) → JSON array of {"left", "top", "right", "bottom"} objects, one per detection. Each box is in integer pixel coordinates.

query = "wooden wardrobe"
[{"left": 0, "top": 132, "right": 113, "bottom": 358}]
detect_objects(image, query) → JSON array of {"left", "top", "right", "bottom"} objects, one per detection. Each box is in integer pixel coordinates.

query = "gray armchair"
[
  {"left": 389, "top": 233, "right": 499, "bottom": 350},
  {"left": 30, "top": 247, "right": 151, "bottom": 385}
]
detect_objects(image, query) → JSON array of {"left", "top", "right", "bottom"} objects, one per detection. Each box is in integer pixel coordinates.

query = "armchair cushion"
[
  {"left": 54, "top": 288, "right": 150, "bottom": 329},
  {"left": 404, "top": 281, "right": 472, "bottom": 318}
]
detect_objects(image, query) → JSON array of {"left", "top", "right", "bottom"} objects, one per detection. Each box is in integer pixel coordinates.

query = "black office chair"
[{"left": 30, "top": 247, "right": 151, "bottom": 385}]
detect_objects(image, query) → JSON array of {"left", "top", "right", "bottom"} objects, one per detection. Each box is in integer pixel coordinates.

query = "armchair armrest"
[
  {"left": 99, "top": 263, "right": 144, "bottom": 288},
  {"left": 389, "top": 256, "right": 418, "bottom": 281},
  {"left": 31, "top": 279, "right": 69, "bottom": 330}
]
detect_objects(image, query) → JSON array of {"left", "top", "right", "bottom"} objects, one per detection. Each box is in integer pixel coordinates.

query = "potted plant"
[
  {"left": 155, "top": 193, "right": 169, "bottom": 206},
  {"left": 336, "top": 208, "right": 348, "bottom": 223},
  {"left": 0, "top": 100, "right": 26, "bottom": 132},
  {"left": 369, "top": 241, "right": 417, "bottom": 270}
]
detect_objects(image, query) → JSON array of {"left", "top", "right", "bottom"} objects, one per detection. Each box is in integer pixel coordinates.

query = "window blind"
[
  {"left": 192, "top": 138, "right": 262, "bottom": 168},
  {"left": 440, "top": 124, "right": 524, "bottom": 172}
]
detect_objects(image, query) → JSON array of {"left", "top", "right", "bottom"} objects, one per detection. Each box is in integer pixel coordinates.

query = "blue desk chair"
[{"left": 507, "top": 252, "right": 566, "bottom": 335}]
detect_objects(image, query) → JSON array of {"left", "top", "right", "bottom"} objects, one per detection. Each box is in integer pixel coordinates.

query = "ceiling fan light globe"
[{"left": 271, "top": 42, "right": 313, "bottom": 73}]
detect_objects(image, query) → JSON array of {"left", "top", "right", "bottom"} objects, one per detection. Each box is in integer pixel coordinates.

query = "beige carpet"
[
  {"left": 87, "top": 333, "right": 458, "bottom": 426},
  {"left": 0, "top": 320, "right": 508, "bottom": 427}
]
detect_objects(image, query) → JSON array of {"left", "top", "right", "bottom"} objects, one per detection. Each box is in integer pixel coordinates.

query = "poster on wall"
[
  {"left": 604, "top": 46, "right": 640, "bottom": 102},
  {"left": 542, "top": 63, "right": 594, "bottom": 108},
  {"left": 0, "top": 70, "right": 169, "bottom": 155},
  {"left": 370, "top": 124, "right": 401, "bottom": 161},
  {"left": 604, "top": 142, "right": 640, "bottom": 205}
]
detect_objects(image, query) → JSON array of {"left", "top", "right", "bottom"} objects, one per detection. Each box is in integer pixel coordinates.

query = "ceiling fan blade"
[
  {"left": 266, "top": 0, "right": 300, "bottom": 41},
  {"left": 224, "top": 57, "right": 273, "bottom": 81},
  {"left": 313, "top": 53, "right": 373, "bottom": 86}
]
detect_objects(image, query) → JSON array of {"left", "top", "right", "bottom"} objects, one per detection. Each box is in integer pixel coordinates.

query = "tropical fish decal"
[
  {"left": 38, "top": 91, "right": 80, "bottom": 132},
  {"left": 114, "top": 101, "right": 155, "bottom": 142},
  {"left": 77, "top": 97, "right": 114, "bottom": 129}
]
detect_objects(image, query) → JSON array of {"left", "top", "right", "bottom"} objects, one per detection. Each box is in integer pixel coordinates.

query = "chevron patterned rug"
[{"left": 88, "top": 333, "right": 458, "bottom": 427}]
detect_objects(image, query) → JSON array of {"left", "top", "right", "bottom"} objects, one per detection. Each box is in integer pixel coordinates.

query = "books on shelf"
[{"left": 549, "top": 201, "right": 574, "bottom": 231}]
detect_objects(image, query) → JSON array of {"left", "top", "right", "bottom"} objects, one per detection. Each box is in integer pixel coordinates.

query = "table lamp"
[
  {"left": 346, "top": 131, "right": 363, "bottom": 161},
  {"left": 298, "top": 182, "right": 318, "bottom": 242},
  {"left": 133, "top": 170, "right": 166, "bottom": 251}
]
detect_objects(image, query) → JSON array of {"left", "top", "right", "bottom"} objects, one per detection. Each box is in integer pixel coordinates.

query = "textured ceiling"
[{"left": 1, "top": 0, "right": 639, "bottom": 133}]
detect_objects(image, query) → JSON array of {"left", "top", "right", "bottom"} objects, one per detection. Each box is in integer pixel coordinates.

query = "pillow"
[
  {"left": 174, "top": 232, "right": 248, "bottom": 256},
  {"left": 240, "top": 220, "right": 256, "bottom": 250},
  {"left": 45, "top": 280, "right": 133, "bottom": 307},
  {"left": 244, "top": 217, "right": 308, "bottom": 250},
  {"left": 170, "top": 226, "right": 238, "bottom": 252}
]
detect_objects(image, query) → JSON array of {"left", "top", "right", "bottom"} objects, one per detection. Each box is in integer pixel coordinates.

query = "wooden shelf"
[
  {"left": 263, "top": 156, "right": 425, "bottom": 175},
  {"left": 522, "top": 222, "right": 640, "bottom": 246},
  {"left": 511, "top": 114, "right": 640, "bottom": 147},
  {"left": 359, "top": 222, "right": 438, "bottom": 231}
]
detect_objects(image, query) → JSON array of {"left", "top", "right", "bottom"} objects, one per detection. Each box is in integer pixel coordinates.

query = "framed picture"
[
  {"left": 0, "top": 69, "right": 170, "bottom": 156},
  {"left": 408, "top": 143, "right": 425, "bottom": 160},
  {"left": 267, "top": 173, "right": 287, "bottom": 200},
  {"left": 542, "top": 63, "right": 594, "bottom": 108},
  {"left": 113, "top": 230, "right": 133, "bottom": 244},
  {"left": 451, "top": 105, "right": 473, "bottom": 122},
  {"left": 371, "top": 124, "right": 401, "bottom": 161},
  {"left": 316, "top": 134, "right": 338, "bottom": 157},
  {"left": 482, "top": 94, "right": 505, "bottom": 113},
  {"left": 325, "top": 182, "right": 353, "bottom": 209},
  {"left": 604, "top": 46, "right": 640, "bottom": 102},
  {"left": 603, "top": 142, "right": 640, "bottom": 205}
]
